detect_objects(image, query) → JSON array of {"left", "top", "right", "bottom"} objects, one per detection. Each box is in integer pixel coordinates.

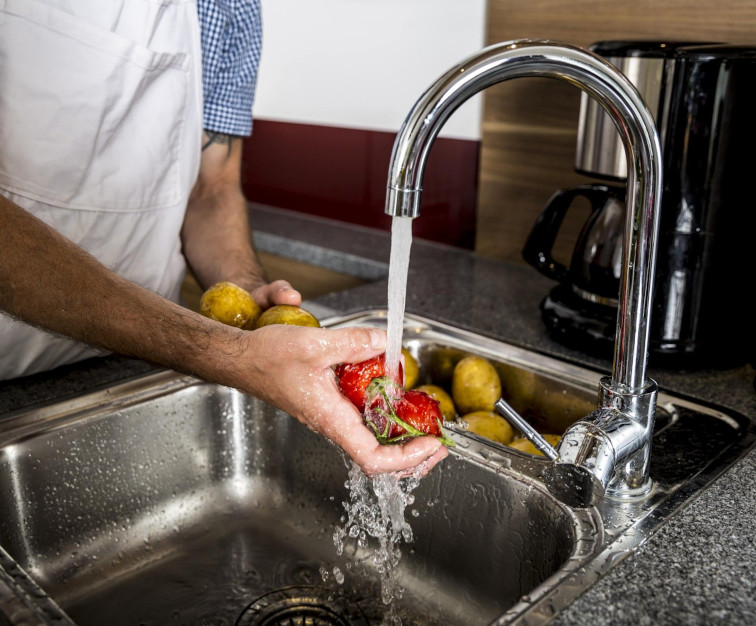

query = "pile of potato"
[
  {"left": 401, "top": 348, "right": 561, "bottom": 456},
  {"left": 199, "top": 282, "right": 320, "bottom": 329}
]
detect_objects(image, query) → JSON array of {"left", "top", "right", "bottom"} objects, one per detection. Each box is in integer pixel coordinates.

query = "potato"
[
  {"left": 402, "top": 348, "right": 419, "bottom": 389},
  {"left": 427, "top": 348, "right": 458, "bottom": 387},
  {"left": 533, "top": 386, "right": 596, "bottom": 433},
  {"left": 199, "top": 281, "right": 261, "bottom": 330},
  {"left": 508, "top": 434, "right": 562, "bottom": 457},
  {"left": 255, "top": 305, "right": 320, "bottom": 329},
  {"left": 415, "top": 384, "right": 456, "bottom": 421},
  {"left": 461, "top": 411, "right": 515, "bottom": 445},
  {"left": 451, "top": 355, "right": 502, "bottom": 414},
  {"left": 498, "top": 362, "right": 538, "bottom": 415}
]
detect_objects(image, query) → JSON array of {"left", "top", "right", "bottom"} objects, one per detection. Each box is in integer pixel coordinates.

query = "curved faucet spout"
[
  {"left": 385, "top": 38, "right": 662, "bottom": 393},
  {"left": 386, "top": 39, "right": 664, "bottom": 505}
]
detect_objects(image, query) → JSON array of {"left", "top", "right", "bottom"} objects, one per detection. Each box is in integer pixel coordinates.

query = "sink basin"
[{"left": 0, "top": 311, "right": 752, "bottom": 625}]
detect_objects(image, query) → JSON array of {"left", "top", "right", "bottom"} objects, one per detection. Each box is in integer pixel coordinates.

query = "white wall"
[{"left": 255, "top": 0, "right": 487, "bottom": 140}]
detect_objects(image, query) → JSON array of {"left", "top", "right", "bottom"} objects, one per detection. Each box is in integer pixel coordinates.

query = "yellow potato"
[
  {"left": 533, "top": 386, "right": 596, "bottom": 434},
  {"left": 451, "top": 355, "right": 502, "bottom": 414},
  {"left": 402, "top": 348, "right": 419, "bottom": 389},
  {"left": 255, "top": 304, "right": 320, "bottom": 329},
  {"left": 427, "top": 348, "right": 458, "bottom": 387},
  {"left": 498, "top": 363, "right": 538, "bottom": 415},
  {"left": 461, "top": 411, "right": 515, "bottom": 445},
  {"left": 508, "top": 434, "right": 562, "bottom": 457},
  {"left": 199, "top": 281, "right": 261, "bottom": 330},
  {"left": 415, "top": 384, "right": 456, "bottom": 421}
]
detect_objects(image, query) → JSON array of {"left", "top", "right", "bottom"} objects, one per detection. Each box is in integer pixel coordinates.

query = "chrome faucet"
[{"left": 385, "top": 40, "right": 663, "bottom": 508}]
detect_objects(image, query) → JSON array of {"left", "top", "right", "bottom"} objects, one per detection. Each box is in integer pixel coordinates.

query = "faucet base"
[{"left": 606, "top": 478, "right": 654, "bottom": 501}]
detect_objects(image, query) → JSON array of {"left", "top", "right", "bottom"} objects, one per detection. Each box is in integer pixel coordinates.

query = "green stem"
[{"left": 366, "top": 377, "right": 456, "bottom": 447}]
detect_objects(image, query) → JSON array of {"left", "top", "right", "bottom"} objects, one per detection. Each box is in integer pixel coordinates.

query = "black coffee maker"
[{"left": 524, "top": 41, "right": 756, "bottom": 367}]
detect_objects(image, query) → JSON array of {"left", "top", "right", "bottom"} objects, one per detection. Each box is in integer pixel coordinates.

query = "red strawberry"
[
  {"left": 364, "top": 379, "right": 455, "bottom": 447},
  {"left": 385, "top": 389, "right": 443, "bottom": 438},
  {"left": 335, "top": 354, "right": 403, "bottom": 412}
]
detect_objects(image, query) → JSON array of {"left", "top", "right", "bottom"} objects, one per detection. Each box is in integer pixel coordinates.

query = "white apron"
[{"left": 0, "top": 0, "right": 203, "bottom": 379}]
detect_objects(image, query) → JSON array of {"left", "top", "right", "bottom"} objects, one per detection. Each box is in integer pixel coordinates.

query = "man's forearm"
[
  {"left": 182, "top": 133, "right": 268, "bottom": 294},
  {"left": 182, "top": 183, "right": 267, "bottom": 292},
  {"left": 0, "top": 197, "right": 448, "bottom": 477},
  {"left": 0, "top": 194, "right": 247, "bottom": 381}
]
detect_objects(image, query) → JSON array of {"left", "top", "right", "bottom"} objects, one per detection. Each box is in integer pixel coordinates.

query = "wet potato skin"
[
  {"left": 451, "top": 355, "right": 502, "bottom": 415},
  {"left": 460, "top": 411, "right": 515, "bottom": 445},
  {"left": 199, "top": 282, "right": 261, "bottom": 330},
  {"left": 255, "top": 305, "right": 320, "bottom": 329}
]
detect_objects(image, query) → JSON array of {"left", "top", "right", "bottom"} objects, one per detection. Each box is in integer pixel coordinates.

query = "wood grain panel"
[{"left": 479, "top": 0, "right": 756, "bottom": 264}]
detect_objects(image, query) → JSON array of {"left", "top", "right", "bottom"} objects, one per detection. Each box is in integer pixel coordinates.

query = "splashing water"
[
  {"left": 333, "top": 462, "right": 422, "bottom": 625},
  {"left": 385, "top": 216, "right": 413, "bottom": 384},
  {"left": 329, "top": 217, "right": 419, "bottom": 624}
]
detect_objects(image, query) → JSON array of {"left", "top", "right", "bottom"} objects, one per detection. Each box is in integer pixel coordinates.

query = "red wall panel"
[{"left": 241, "top": 120, "right": 479, "bottom": 249}]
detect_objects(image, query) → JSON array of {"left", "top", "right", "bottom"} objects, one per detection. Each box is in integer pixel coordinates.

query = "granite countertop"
[{"left": 1, "top": 204, "right": 754, "bottom": 624}]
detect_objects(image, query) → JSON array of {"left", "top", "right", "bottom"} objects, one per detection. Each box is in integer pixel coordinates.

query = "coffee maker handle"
[{"left": 522, "top": 185, "right": 610, "bottom": 282}]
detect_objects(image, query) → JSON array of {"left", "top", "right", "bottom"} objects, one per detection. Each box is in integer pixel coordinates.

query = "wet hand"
[
  {"left": 251, "top": 279, "right": 302, "bottom": 309},
  {"left": 241, "top": 324, "right": 447, "bottom": 476}
]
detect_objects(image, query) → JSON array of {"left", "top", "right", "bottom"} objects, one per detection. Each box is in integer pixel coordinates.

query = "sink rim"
[
  {"left": 0, "top": 369, "right": 603, "bottom": 626},
  {"left": 0, "top": 309, "right": 752, "bottom": 625}
]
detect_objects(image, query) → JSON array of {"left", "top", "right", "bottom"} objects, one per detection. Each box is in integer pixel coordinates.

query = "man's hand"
[{"left": 230, "top": 324, "right": 449, "bottom": 476}]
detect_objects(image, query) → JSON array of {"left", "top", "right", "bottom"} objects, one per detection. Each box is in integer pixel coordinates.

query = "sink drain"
[{"left": 236, "top": 586, "right": 369, "bottom": 626}]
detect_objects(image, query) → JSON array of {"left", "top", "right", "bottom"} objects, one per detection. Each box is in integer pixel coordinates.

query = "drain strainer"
[{"left": 236, "top": 586, "right": 370, "bottom": 626}]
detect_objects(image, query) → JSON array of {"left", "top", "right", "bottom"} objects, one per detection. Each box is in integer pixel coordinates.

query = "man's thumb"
[{"left": 326, "top": 326, "right": 387, "bottom": 365}]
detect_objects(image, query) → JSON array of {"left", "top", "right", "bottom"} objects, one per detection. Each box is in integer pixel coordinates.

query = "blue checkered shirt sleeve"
[{"left": 197, "top": 0, "right": 262, "bottom": 137}]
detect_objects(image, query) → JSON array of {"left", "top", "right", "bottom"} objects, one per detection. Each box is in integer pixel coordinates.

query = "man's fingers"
[
  {"left": 319, "top": 326, "right": 387, "bottom": 366},
  {"left": 341, "top": 427, "right": 448, "bottom": 476},
  {"left": 269, "top": 280, "right": 302, "bottom": 306},
  {"left": 395, "top": 446, "right": 449, "bottom": 479},
  {"left": 367, "top": 437, "right": 448, "bottom": 476},
  {"left": 252, "top": 280, "right": 302, "bottom": 308}
]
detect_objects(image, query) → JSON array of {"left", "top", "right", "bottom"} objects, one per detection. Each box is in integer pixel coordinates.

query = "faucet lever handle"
[{"left": 494, "top": 398, "right": 558, "bottom": 461}]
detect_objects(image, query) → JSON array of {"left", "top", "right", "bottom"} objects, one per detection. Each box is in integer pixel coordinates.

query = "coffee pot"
[
  {"left": 524, "top": 182, "right": 625, "bottom": 307},
  {"left": 524, "top": 41, "right": 756, "bottom": 367}
]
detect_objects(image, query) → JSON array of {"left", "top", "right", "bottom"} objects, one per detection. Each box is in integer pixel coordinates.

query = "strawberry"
[
  {"left": 335, "top": 354, "right": 402, "bottom": 413},
  {"left": 384, "top": 389, "right": 443, "bottom": 438},
  {"left": 336, "top": 354, "right": 454, "bottom": 447},
  {"left": 364, "top": 378, "right": 455, "bottom": 447}
]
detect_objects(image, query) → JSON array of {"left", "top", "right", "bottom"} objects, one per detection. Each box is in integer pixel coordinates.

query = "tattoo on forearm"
[{"left": 202, "top": 131, "right": 236, "bottom": 155}]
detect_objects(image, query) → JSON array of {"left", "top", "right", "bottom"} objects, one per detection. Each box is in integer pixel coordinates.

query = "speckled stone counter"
[{"left": 1, "top": 204, "right": 754, "bottom": 625}]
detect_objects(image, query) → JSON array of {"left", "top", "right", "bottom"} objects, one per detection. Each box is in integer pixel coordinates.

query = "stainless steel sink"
[{"left": 0, "top": 311, "right": 752, "bottom": 625}]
